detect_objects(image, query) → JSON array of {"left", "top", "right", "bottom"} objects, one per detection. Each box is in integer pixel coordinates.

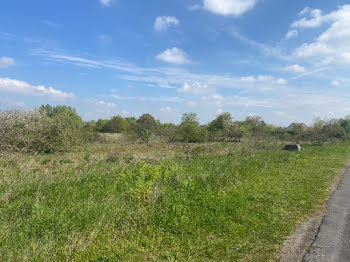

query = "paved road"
[{"left": 303, "top": 167, "right": 350, "bottom": 262}]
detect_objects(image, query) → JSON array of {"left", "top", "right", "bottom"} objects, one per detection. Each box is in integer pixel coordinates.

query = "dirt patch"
[{"left": 278, "top": 163, "right": 350, "bottom": 262}]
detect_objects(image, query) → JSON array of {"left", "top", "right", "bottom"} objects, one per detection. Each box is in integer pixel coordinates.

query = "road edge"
[{"left": 278, "top": 162, "right": 350, "bottom": 262}]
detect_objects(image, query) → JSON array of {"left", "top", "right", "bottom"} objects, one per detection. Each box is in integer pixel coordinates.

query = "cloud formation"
[
  {"left": 203, "top": 0, "right": 257, "bottom": 16},
  {"left": 160, "top": 106, "right": 175, "bottom": 113},
  {"left": 284, "top": 64, "right": 306, "bottom": 74},
  {"left": 178, "top": 82, "right": 214, "bottom": 95},
  {"left": 240, "top": 75, "right": 287, "bottom": 85},
  {"left": 292, "top": 5, "right": 350, "bottom": 65},
  {"left": 0, "top": 77, "right": 74, "bottom": 99},
  {"left": 286, "top": 30, "right": 298, "bottom": 39},
  {"left": 154, "top": 16, "right": 180, "bottom": 31},
  {"left": 292, "top": 8, "right": 325, "bottom": 28},
  {"left": 96, "top": 100, "right": 116, "bottom": 107},
  {"left": 156, "top": 48, "right": 191, "bottom": 64}
]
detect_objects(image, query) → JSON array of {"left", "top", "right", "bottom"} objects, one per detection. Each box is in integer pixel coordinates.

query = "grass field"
[{"left": 1, "top": 138, "right": 350, "bottom": 261}]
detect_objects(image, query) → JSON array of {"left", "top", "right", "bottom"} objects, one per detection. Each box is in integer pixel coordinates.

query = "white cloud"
[
  {"left": 100, "top": 0, "right": 113, "bottom": 7},
  {"left": 156, "top": 47, "right": 191, "bottom": 64},
  {"left": 292, "top": 9, "right": 325, "bottom": 28},
  {"left": 111, "top": 94, "right": 183, "bottom": 103},
  {"left": 275, "top": 78, "right": 287, "bottom": 85},
  {"left": 97, "top": 100, "right": 116, "bottom": 107},
  {"left": 160, "top": 106, "right": 175, "bottom": 113},
  {"left": 36, "top": 49, "right": 290, "bottom": 96},
  {"left": 0, "top": 77, "right": 74, "bottom": 99},
  {"left": 331, "top": 80, "right": 340, "bottom": 86},
  {"left": 291, "top": 68, "right": 326, "bottom": 80},
  {"left": 154, "top": 16, "right": 180, "bottom": 31},
  {"left": 257, "top": 75, "right": 274, "bottom": 81},
  {"left": 285, "top": 64, "right": 306, "bottom": 73},
  {"left": 178, "top": 82, "right": 214, "bottom": 95},
  {"left": 286, "top": 30, "right": 298, "bottom": 39},
  {"left": 0, "top": 57, "right": 15, "bottom": 68},
  {"left": 229, "top": 29, "right": 285, "bottom": 59},
  {"left": 188, "top": 5, "right": 201, "bottom": 11},
  {"left": 293, "top": 5, "right": 350, "bottom": 65},
  {"left": 299, "top": 7, "right": 311, "bottom": 17},
  {"left": 203, "top": 0, "right": 257, "bottom": 16},
  {"left": 240, "top": 75, "right": 286, "bottom": 84},
  {"left": 240, "top": 76, "right": 256, "bottom": 83},
  {"left": 201, "top": 93, "right": 225, "bottom": 106}
]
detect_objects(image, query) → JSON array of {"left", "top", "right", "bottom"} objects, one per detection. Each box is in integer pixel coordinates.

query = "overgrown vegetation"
[
  {"left": 0, "top": 106, "right": 84, "bottom": 153},
  {"left": 2, "top": 106, "right": 350, "bottom": 154},
  {"left": 2, "top": 105, "right": 350, "bottom": 261},
  {"left": 1, "top": 139, "right": 350, "bottom": 261}
]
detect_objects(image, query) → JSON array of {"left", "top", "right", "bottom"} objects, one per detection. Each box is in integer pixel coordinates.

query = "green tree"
[
  {"left": 103, "top": 116, "right": 128, "bottom": 133},
  {"left": 177, "top": 113, "right": 207, "bottom": 142},
  {"left": 38, "top": 105, "right": 84, "bottom": 148},
  {"left": 181, "top": 112, "right": 199, "bottom": 123},
  {"left": 208, "top": 112, "right": 232, "bottom": 132},
  {"left": 323, "top": 120, "right": 346, "bottom": 140},
  {"left": 137, "top": 114, "right": 157, "bottom": 131},
  {"left": 95, "top": 119, "right": 109, "bottom": 132},
  {"left": 339, "top": 119, "right": 350, "bottom": 134},
  {"left": 226, "top": 121, "right": 247, "bottom": 142},
  {"left": 40, "top": 104, "right": 83, "bottom": 129},
  {"left": 244, "top": 116, "right": 267, "bottom": 136}
]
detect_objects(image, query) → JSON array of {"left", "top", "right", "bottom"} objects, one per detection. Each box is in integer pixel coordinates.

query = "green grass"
[{"left": 1, "top": 142, "right": 350, "bottom": 261}]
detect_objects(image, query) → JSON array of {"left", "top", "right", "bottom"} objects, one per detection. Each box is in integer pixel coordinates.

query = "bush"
[
  {"left": 208, "top": 112, "right": 232, "bottom": 132},
  {"left": 82, "top": 121, "right": 99, "bottom": 142},
  {"left": 0, "top": 108, "right": 84, "bottom": 154},
  {"left": 137, "top": 114, "right": 157, "bottom": 131},
  {"left": 103, "top": 116, "right": 128, "bottom": 133},
  {"left": 95, "top": 119, "right": 109, "bottom": 132},
  {"left": 139, "top": 129, "right": 152, "bottom": 143},
  {"left": 40, "top": 105, "right": 83, "bottom": 128},
  {"left": 177, "top": 113, "right": 207, "bottom": 142},
  {"left": 226, "top": 121, "right": 248, "bottom": 142},
  {"left": 129, "top": 114, "right": 158, "bottom": 143}
]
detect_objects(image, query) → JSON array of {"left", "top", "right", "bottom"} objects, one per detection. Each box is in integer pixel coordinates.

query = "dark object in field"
[{"left": 284, "top": 144, "right": 301, "bottom": 151}]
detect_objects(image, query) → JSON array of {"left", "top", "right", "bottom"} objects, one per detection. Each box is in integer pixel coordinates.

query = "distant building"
[{"left": 286, "top": 123, "right": 309, "bottom": 132}]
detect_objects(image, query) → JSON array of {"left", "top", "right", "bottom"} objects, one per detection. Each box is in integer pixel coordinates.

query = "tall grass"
[{"left": 1, "top": 142, "right": 350, "bottom": 261}]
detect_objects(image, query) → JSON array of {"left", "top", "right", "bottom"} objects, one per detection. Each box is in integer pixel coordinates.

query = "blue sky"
[{"left": 1, "top": 0, "right": 350, "bottom": 126}]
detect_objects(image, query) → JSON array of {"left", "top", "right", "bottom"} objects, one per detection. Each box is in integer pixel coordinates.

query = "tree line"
[
  {"left": 93, "top": 111, "right": 350, "bottom": 144},
  {"left": 1, "top": 105, "right": 350, "bottom": 154}
]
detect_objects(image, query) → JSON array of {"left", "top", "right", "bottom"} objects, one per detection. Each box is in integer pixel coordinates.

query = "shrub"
[
  {"left": 177, "top": 113, "right": 207, "bottom": 142},
  {"left": 0, "top": 108, "right": 84, "bottom": 154},
  {"left": 244, "top": 116, "right": 267, "bottom": 136},
  {"left": 128, "top": 114, "right": 158, "bottom": 143},
  {"left": 225, "top": 121, "right": 247, "bottom": 142},
  {"left": 137, "top": 114, "right": 157, "bottom": 131},
  {"left": 154, "top": 123, "right": 177, "bottom": 142},
  {"left": 103, "top": 116, "right": 128, "bottom": 133},
  {"left": 95, "top": 119, "right": 109, "bottom": 132},
  {"left": 139, "top": 129, "right": 152, "bottom": 143},
  {"left": 82, "top": 121, "right": 99, "bottom": 142},
  {"left": 208, "top": 112, "right": 232, "bottom": 132},
  {"left": 40, "top": 105, "right": 83, "bottom": 128}
]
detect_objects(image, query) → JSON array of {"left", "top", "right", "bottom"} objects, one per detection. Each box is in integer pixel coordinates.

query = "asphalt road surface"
[{"left": 303, "top": 167, "right": 350, "bottom": 262}]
